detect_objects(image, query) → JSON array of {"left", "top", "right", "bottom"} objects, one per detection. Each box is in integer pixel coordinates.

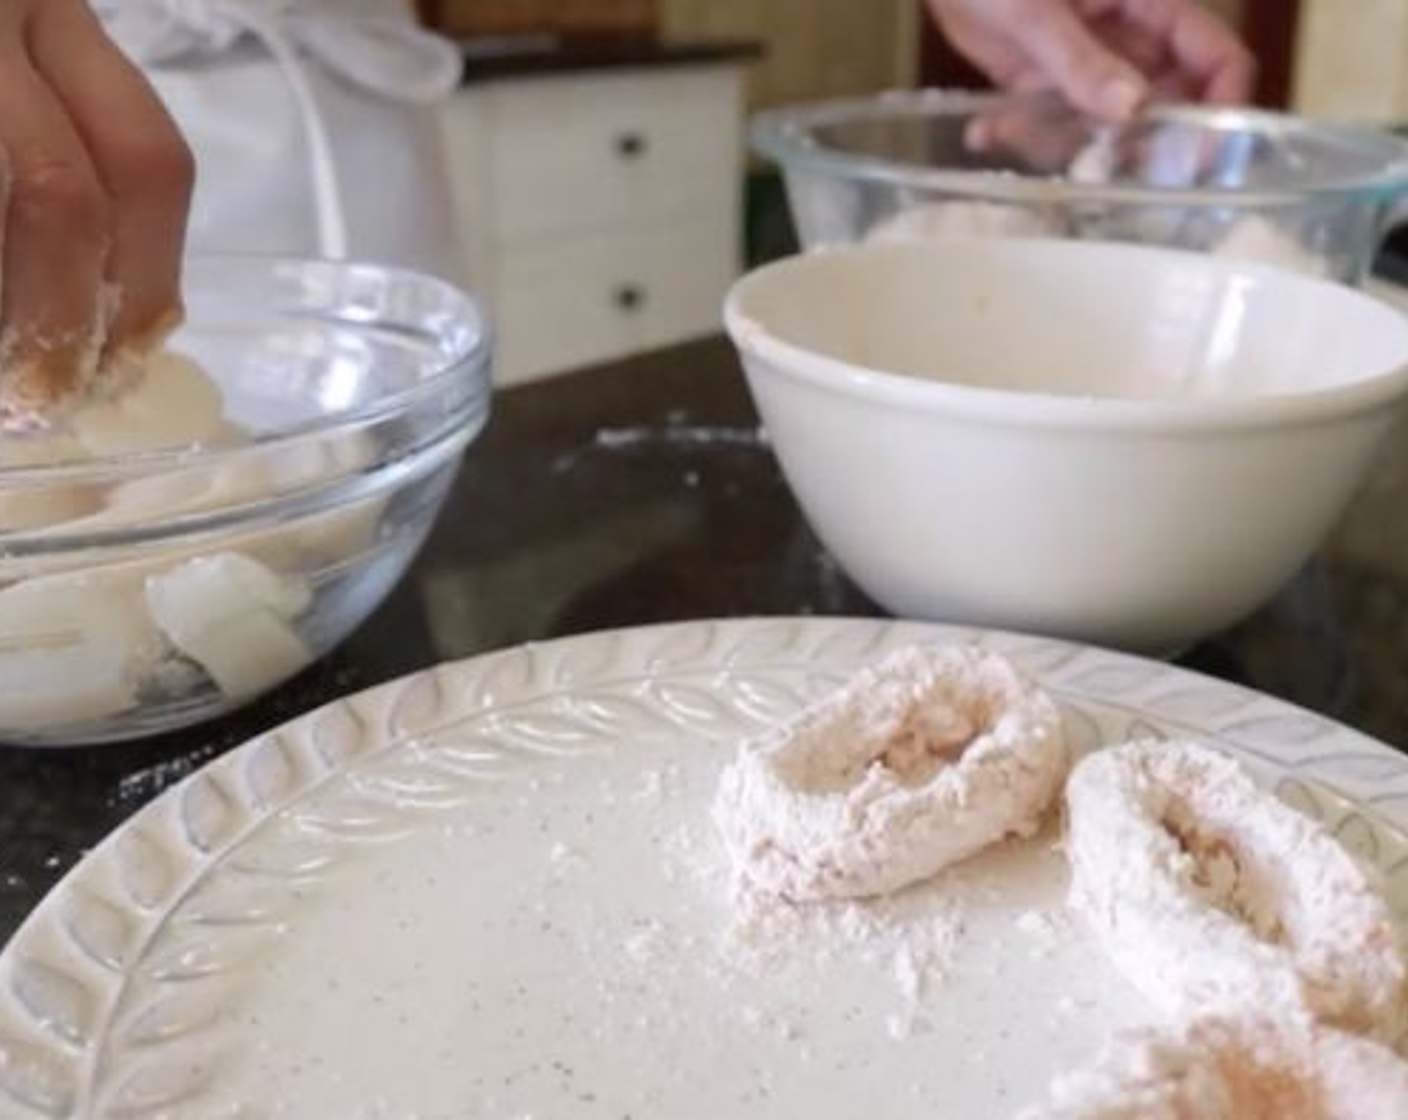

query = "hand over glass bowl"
[
  {"left": 753, "top": 90, "right": 1408, "bottom": 283},
  {"left": 0, "top": 257, "right": 491, "bottom": 747}
]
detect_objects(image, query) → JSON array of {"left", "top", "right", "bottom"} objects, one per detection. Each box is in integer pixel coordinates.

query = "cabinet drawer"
[
  {"left": 493, "top": 216, "right": 739, "bottom": 384},
  {"left": 482, "top": 67, "right": 745, "bottom": 245}
]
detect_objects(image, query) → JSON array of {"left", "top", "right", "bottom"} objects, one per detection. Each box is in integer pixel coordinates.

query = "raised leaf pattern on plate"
[
  {"left": 62, "top": 892, "right": 136, "bottom": 974},
  {"left": 180, "top": 773, "right": 244, "bottom": 855},
  {"left": 243, "top": 734, "right": 307, "bottom": 812},
  {"left": 1222, "top": 713, "right": 1337, "bottom": 749},
  {"left": 309, "top": 699, "right": 376, "bottom": 772},
  {"left": 96, "top": 1047, "right": 217, "bottom": 1117},
  {"left": 0, "top": 1031, "right": 75, "bottom": 1118},
  {"left": 114, "top": 831, "right": 177, "bottom": 915},
  {"left": 3, "top": 618, "right": 1408, "bottom": 1119},
  {"left": 112, "top": 983, "right": 231, "bottom": 1047},
  {"left": 9, "top": 958, "right": 94, "bottom": 1048}
]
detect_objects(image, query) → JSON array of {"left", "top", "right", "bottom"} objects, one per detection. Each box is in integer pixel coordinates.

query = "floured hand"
[
  {"left": 927, "top": 0, "right": 1254, "bottom": 121},
  {"left": 0, "top": 0, "right": 194, "bottom": 427}
]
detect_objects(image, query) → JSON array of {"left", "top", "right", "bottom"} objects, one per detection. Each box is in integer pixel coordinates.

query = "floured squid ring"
[
  {"left": 1015, "top": 1015, "right": 1408, "bottom": 1120},
  {"left": 712, "top": 645, "right": 1069, "bottom": 901},
  {"left": 1066, "top": 740, "right": 1406, "bottom": 1040}
]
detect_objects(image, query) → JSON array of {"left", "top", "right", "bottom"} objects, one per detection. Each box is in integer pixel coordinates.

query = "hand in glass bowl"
[
  {"left": 0, "top": 256, "right": 491, "bottom": 747},
  {"left": 754, "top": 90, "right": 1408, "bottom": 284}
]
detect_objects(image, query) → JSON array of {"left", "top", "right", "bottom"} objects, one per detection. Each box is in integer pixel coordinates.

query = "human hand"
[
  {"left": 0, "top": 0, "right": 194, "bottom": 424},
  {"left": 926, "top": 0, "right": 1255, "bottom": 121}
]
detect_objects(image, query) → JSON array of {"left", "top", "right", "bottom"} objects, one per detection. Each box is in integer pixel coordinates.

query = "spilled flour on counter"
[
  {"left": 548, "top": 422, "right": 771, "bottom": 475},
  {"left": 593, "top": 424, "right": 769, "bottom": 451}
]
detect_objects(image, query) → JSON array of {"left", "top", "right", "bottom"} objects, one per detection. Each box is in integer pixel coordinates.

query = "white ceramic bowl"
[{"left": 725, "top": 239, "right": 1408, "bottom": 652}]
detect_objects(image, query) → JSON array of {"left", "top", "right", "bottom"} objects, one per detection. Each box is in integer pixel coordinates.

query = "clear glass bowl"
[
  {"left": 0, "top": 256, "right": 491, "bottom": 747},
  {"left": 754, "top": 90, "right": 1408, "bottom": 282}
]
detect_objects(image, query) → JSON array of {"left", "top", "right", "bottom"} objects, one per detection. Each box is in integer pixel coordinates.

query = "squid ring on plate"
[
  {"left": 1066, "top": 740, "right": 1406, "bottom": 1040},
  {"left": 712, "top": 645, "right": 1069, "bottom": 901},
  {"left": 1016, "top": 1015, "right": 1408, "bottom": 1120}
]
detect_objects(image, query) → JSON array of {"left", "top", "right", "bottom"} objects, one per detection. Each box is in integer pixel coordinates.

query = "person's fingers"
[
  {"left": 28, "top": 0, "right": 194, "bottom": 357},
  {"left": 1200, "top": 38, "right": 1256, "bottom": 104},
  {"left": 927, "top": 1, "right": 1040, "bottom": 92},
  {"left": 1088, "top": 13, "right": 1171, "bottom": 79},
  {"left": 0, "top": 30, "right": 112, "bottom": 416},
  {"left": 1011, "top": 0, "right": 1149, "bottom": 119},
  {"left": 1169, "top": 3, "right": 1256, "bottom": 103},
  {"left": 933, "top": 0, "right": 1253, "bottom": 112},
  {"left": 1117, "top": 0, "right": 1256, "bottom": 104},
  {"left": 965, "top": 95, "right": 1092, "bottom": 171},
  {"left": 1147, "top": 64, "right": 1205, "bottom": 103}
]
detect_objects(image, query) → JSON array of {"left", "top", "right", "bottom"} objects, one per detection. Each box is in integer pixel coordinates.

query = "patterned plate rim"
[{"left": 1, "top": 615, "right": 1407, "bottom": 1119}]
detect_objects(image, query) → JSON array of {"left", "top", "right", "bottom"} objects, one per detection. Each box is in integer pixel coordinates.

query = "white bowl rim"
[{"left": 724, "top": 240, "right": 1408, "bottom": 435}]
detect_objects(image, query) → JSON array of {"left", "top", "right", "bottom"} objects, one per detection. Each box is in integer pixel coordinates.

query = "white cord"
[
  {"left": 212, "top": 0, "right": 349, "bottom": 259},
  {"left": 98, "top": 0, "right": 464, "bottom": 261}
]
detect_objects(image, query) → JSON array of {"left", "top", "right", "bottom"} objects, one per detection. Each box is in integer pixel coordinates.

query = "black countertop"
[
  {"left": 3, "top": 335, "right": 1408, "bottom": 944},
  {"left": 460, "top": 35, "right": 763, "bottom": 84}
]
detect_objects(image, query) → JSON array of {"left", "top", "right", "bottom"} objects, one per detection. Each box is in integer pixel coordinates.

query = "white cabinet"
[
  {"left": 440, "top": 63, "right": 749, "bottom": 385},
  {"left": 1294, "top": 0, "right": 1408, "bottom": 122}
]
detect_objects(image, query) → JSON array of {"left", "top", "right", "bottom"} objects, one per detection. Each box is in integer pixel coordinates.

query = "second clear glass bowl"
[{"left": 754, "top": 90, "right": 1408, "bottom": 282}]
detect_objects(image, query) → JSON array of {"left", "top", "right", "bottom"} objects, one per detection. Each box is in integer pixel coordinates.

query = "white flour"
[
  {"left": 713, "top": 646, "right": 1069, "bottom": 901},
  {"left": 662, "top": 818, "right": 968, "bottom": 1043},
  {"left": 1066, "top": 741, "right": 1407, "bottom": 1042},
  {"left": 866, "top": 202, "right": 1063, "bottom": 245},
  {"left": 1016, "top": 1015, "right": 1408, "bottom": 1120},
  {"left": 1212, "top": 215, "right": 1327, "bottom": 277}
]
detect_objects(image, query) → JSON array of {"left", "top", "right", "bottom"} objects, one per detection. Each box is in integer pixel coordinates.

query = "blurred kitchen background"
[{"left": 414, "top": 0, "right": 1398, "bottom": 385}]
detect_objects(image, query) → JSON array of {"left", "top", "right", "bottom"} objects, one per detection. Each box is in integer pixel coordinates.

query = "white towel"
[{"left": 95, "top": 0, "right": 465, "bottom": 278}]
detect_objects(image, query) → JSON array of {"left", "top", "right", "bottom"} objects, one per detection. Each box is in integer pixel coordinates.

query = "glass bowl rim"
[
  {"left": 752, "top": 89, "right": 1408, "bottom": 210},
  {"left": 0, "top": 251, "right": 493, "bottom": 485}
]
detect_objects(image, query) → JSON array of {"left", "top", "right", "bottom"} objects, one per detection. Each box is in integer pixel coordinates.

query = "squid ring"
[
  {"left": 1066, "top": 740, "right": 1406, "bottom": 1040},
  {"left": 712, "top": 645, "right": 1069, "bottom": 901},
  {"left": 1016, "top": 1015, "right": 1408, "bottom": 1120}
]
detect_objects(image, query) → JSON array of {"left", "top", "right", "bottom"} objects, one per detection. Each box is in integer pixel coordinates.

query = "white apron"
[{"left": 95, "top": 0, "right": 465, "bottom": 280}]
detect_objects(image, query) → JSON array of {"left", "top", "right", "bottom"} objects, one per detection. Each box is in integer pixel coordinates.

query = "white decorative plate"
[{"left": 4, "top": 618, "right": 1408, "bottom": 1120}]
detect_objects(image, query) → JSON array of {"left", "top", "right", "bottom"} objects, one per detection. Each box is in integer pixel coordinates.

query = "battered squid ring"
[
  {"left": 1066, "top": 741, "right": 1406, "bottom": 1041},
  {"left": 712, "top": 645, "right": 1069, "bottom": 901},
  {"left": 1016, "top": 1015, "right": 1408, "bottom": 1120}
]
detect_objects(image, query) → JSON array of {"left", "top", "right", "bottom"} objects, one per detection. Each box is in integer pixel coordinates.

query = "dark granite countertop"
[
  {"left": 3, "top": 334, "right": 1408, "bottom": 944},
  {"left": 460, "top": 35, "right": 763, "bottom": 84}
]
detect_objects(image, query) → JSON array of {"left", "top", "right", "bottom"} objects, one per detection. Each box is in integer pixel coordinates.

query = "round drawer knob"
[
  {"left": 614, "top": 284, "right": 646, "bottom": 312},
  {"left": 615, "top": 132, "right": 649, "bottom": 160}
]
